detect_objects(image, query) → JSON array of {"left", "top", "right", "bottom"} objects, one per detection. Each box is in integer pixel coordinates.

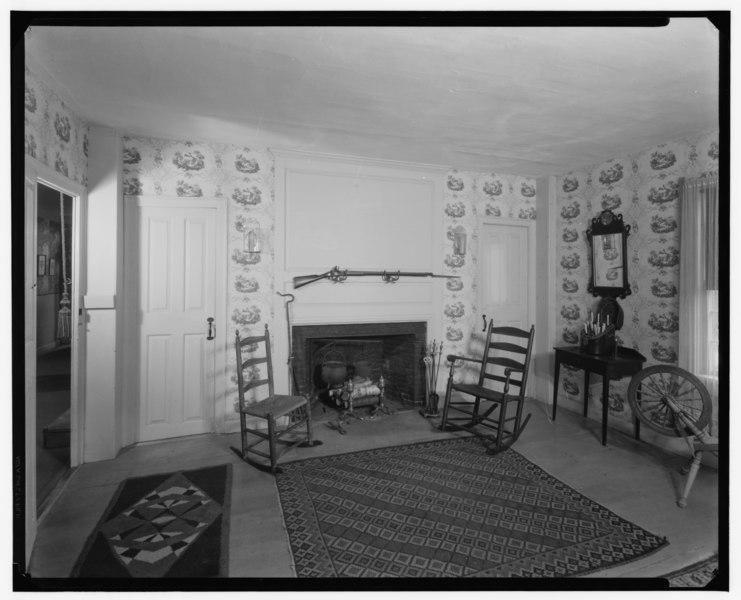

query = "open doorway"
[{"left": 35, "top": 182, "right": 73, "bottom": 513}]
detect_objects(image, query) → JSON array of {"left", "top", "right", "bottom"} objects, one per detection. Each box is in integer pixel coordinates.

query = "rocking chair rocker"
[{"left": 440, "top": 321, "right": 535, "bottom": 454}]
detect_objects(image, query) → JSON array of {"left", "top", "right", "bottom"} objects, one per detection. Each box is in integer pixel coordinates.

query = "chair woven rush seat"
[{"left": 242, "top": 394, "right": 307, "bottom": 419}]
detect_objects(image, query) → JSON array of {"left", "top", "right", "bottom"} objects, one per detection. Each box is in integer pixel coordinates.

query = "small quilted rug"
[
  {"left": 72, "top": 464, "right": 232, "bottom": 578},
  {"left": 276, "top": 437, "right": 668, "bottom": 578}
]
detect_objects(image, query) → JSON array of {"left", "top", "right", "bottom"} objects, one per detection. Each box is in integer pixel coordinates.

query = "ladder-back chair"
[
  {"left": 234, "top": 324, "right": 316, "bottom": 473},
  {"left": 440, "top": 321, "right": 535, "bottom": 454}
]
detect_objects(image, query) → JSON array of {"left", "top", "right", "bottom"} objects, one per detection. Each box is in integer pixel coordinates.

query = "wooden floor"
[{"left": 27, "top": 398, "right": 721, "bottom": 584}]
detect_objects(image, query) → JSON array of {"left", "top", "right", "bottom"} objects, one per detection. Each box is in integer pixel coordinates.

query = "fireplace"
[{"left": 292, "top": 321, "right": 427, "bottom": 409}]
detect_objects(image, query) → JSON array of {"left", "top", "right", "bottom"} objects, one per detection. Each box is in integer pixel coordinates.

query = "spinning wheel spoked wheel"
[
  {"left": 627, "top": 365, "right": 712, "bottom": 437},
  {"left": 627, "top": 365, "right": 716, "bottom": 507}
]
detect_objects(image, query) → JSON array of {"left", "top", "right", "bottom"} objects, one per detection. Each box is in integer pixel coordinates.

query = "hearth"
[{"left": 292, "top": 322, "right": 427, "bottom": 409}]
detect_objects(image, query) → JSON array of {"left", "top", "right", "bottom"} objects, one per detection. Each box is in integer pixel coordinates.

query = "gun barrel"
[{"left": 344, "top": 270, "right": 458, "bottom": 278}]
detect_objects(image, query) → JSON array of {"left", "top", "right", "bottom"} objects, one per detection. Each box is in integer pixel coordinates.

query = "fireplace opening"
[{"left": 292, "top": 322, "right": 427, "bottom": 411}]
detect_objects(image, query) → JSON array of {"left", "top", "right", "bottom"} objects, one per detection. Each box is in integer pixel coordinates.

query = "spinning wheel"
[
  {"left": 627, "top": 365, "right": 712, "bottom": 437},
  {"left": 627, "top": 365, "right": 717, "bottom": 507}
]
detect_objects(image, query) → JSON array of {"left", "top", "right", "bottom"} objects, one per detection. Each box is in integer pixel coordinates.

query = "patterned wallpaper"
[
  {"left": 23, "top": 59, "right": 722, "bottom": 462},
  {"left": 121, "top": 136, "right": 275, "bottom": 418},
  {"left": 441, "top": 170, "right": 537, "bottom": 383},
  {"left": 120, "top": 140, "right": 534, "bottom": 412},
  {"left": 27, "top": 60, "right": 719, "bottom": 437},
  {"left": 24, "top": 67, "right": 89, "bottom": 186},
  {"left": 554, "top": 129, "right": 720, "bottom": 432}
]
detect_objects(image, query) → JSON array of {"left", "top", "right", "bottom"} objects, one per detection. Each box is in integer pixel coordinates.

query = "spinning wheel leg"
[{"left": 678, "top": 450, "right": 704, "bottom": 508}]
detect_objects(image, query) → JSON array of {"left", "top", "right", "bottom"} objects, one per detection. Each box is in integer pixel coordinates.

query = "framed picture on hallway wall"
[
  {"left": 49, "top": 258, "right": 57, "bottom": 277},
  {"left": 37, "top": 254, "right": 46, "bottom": 276}
]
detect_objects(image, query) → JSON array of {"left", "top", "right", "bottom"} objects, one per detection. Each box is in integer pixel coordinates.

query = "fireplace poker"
[
  {"left": 420, "top": 340, "right": 443, "bottom": 418},
  {"left": 276, "top": 293, "right": 324, "bottom": 448},
  {"left": 434, "top": 340, "right": 443, "bottom": 394},
  {"left": 276, "top": 292, "right": 300, "bottom": 395}
]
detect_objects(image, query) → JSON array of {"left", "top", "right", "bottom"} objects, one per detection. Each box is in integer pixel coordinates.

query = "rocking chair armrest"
[
  {"left": 504, "top": 366, "right": 525, "bottom": 375},
  {"left": 501, "top": 366, "right": 525, "bottom": 395},
  {"left": 447, "top": 354, "right": 483, "bottom": 379}
]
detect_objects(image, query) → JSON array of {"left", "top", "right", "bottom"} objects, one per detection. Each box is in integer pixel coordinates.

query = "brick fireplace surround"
[{"left": 291, "top": 321, "right": 427, "bottom": 408}]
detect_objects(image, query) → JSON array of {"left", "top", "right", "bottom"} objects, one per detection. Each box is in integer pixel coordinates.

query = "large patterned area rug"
[
  {"left": 276, "top": 438, "right": 668, "bottom": 578},
  {"left": 71, "top": 464, "right": 232, "bottom": 578}
]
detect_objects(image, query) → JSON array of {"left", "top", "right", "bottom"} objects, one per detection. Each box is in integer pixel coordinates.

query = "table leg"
[
  {"left": 583, "top": 371, "right": 590, "bottom": 417},
  {"left": 601, "top": 373, "right": 609, "bottom": 446},
  {"left": 552, "top": 357, "right": 560, "bottom": 421}
]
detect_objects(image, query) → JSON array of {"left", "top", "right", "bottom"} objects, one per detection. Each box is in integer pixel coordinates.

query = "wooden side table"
[{"left": 552, "top": 345, "right": 646, "bottom": 445}]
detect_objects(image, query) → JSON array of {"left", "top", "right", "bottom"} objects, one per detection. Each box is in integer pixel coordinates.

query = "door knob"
[{"left": 207, "top": 317, "right": 215, "bottom": 340}]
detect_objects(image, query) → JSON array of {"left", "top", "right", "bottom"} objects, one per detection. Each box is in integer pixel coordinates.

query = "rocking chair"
[
  {"left": 440, "top": 322, "right": 535, "bottom": 454},
  {"left": 233, "top": 325, "right": 317, "bottom": 473}
]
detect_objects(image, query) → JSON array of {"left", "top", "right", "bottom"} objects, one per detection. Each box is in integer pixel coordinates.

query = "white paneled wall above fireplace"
[{"left": 273, "top": 150, "right": 447, "bottom": 394}]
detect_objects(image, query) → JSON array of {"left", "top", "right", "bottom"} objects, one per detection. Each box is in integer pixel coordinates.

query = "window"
[
  {"left": 707, "top": 289, "right": 719, "bottom": 379},
  {"left": 678, "top": 174, "right": 719, "bottom": 432}
]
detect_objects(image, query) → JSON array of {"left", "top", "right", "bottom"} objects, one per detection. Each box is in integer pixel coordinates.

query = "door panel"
[
  {"left": 147, "top": 218, "right": 170, "bottom": 311},
  {"left": 184, "top": 220, "right": 207, "bottom": 311},
  {"left": 480, "top": 221, "right": 531, "bottom": 330},
  {"left": 145, "top": 335, "right": 170, "bottom": 425},
  {"left": 183, "top": 333, "right": 206, "bottom": 422},
  {"left": 137, "top": 205, "right": 219, "bottom": 441}
]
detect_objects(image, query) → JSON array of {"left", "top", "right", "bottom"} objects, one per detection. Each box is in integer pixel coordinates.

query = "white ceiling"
[{"left": 24, "top": 19, "right": 720, "bottom": 177}]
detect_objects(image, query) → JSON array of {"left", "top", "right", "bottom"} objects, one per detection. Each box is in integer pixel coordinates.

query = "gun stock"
[{"left": 292, "top": 272, "right": 330, "bottom": 289}]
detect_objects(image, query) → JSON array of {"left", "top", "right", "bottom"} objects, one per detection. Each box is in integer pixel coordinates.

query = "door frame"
[
  {"left": 478, "top": 217, "right": 536, "bottom": 331},
  {"left": 23, "top": 156, "right": 87, "bottom": 565},
  {"left": 122, "top": 196, "right": 228, "bottom": 446}
]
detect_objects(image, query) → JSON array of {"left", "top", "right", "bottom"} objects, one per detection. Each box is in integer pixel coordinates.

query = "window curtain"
[{"left": 678, "top": 174, "right": 719, "bottom": 434}]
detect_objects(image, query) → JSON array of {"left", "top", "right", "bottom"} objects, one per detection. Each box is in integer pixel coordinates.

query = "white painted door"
[
  {"left": 479, "top": 220, "right": 533, "bottom": 331},
  {"left": 133, "top": 199, "right": 225, "bottom": 442}
]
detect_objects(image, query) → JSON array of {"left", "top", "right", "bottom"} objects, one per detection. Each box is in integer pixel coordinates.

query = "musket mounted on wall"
[{"left": 292, "top": 266, "right": 460, "bottom": 289}]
